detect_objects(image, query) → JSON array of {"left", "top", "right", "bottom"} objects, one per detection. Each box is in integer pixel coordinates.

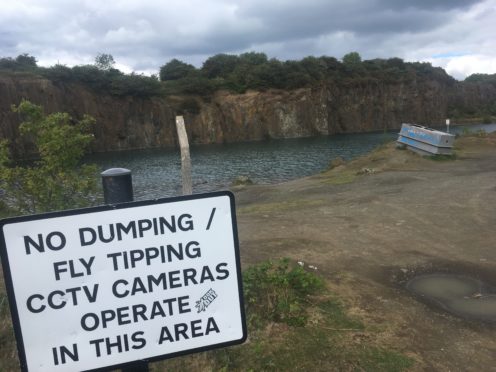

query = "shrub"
[
  {"left": 0, "top": 54, "right": 37, "bottom": 71},
  {"left": 243, "top": 258, "right": 324, "bottom": 327},
  {"left": 176, "top": 97, "right": 201, "bottom": 115},
  {"left": 160, "top": 59, "right": 197, "bottom": 81},
  {"left": 110, "top": 73, "right": 162, "bottom": 97},
  {"left": 0, "top": 100, "right": 98, "bottom": 213}
]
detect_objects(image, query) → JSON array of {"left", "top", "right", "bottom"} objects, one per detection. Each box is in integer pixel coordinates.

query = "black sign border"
[{"left": 0, "top": 191, "right": 247, "bottom": 372}]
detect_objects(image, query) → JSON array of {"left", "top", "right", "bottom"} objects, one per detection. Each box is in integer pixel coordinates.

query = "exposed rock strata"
[{"left": 0, "top": 75, "right": 494, "bottom": 155}]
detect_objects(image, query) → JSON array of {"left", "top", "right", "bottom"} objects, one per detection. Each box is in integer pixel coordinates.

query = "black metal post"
[
  {"left": 121, "top": 360, "right": 149, "bottom": 372},
  {"left": 101, "top": 168, "right": 149, "bottom": 372},
  {"left": 101, "top": 168, "right": 134, "bottom": 204}
]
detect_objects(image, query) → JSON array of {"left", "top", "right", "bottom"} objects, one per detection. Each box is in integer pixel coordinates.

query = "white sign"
[{"left": 0, "top": 191, "right": 246, "bottom": 372}]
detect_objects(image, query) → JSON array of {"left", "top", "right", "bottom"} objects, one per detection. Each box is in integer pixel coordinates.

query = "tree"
[
  {"left": 95, "top": 53, "right": 115, "bottom": 70},
  {"left": 0, "top": 100, "right": 98, "bottom": 214},
  {"left": 319, "top": 56, "right": 341, "bottom": 71},
  {"left": 300, "top": 56, "right": 326, "bottom": 81},
  {"left": 238, "top": 52, "right": 268, "bottom": 66},
  {"left": 15, "top": 53, "right": 37, "bottom": 68},
  {"left": 342, "top": 52, "right": 362, "bottom": 65},
  {"left": 159, "top": 59, "right": 196, "bottom": 81},
  {"left": 386, "top": 57, "right": 405, "bottom": 69},
  {"left": 0, "top": 54, "right": 37, "bottom": 70},
  {"left": 201, "top": 54, "right": 239, "bottom": 79},
  {"left": 41, "top": 64, "right": 74, "bottom": 82},
  {"left": 465, "top": 73, "right": 496, "bottom": 84}
]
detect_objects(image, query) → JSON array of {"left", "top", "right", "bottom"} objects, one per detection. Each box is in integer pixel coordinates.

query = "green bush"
[
  {"left": 110, "top": 73, "right": 162, "bottom": 97},
  {"left": 162, "top": 74, "right": 217, "bottom": 96},
  {"left": 0, "top": 54, "right": 37, "bottom": 71},
  {"left": 243, "top": 258, "right": 324, "bottom": 327},
  {"left": 176, "top": 98, "right": 201, "bottom": 115},
  {"left": 201, "top": 54, "right": 240, "bottom": 79},
  {"left": 465, "top": 73, "right": 496, "bottom": 84},
  {"left": 0, "top": 100, "right": 98, "bottom": 214},
  {"left": 160, "top": 59, "right": 197, "bottom": 81},
  {"left": 39, "top": 64, "right": 74, "bottom": 82}
]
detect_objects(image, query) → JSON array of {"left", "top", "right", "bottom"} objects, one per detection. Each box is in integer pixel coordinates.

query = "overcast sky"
[{"left": 1, "top": 0, "right": 495, "bottom": 80}]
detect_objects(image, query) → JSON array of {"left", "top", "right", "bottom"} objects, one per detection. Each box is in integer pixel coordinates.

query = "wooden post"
[{"left": 176, "top": 115, "right": 192, "bottom": 195}]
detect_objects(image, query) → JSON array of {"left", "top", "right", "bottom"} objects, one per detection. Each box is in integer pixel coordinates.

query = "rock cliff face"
[
  {"left": 0, "top": 75, "right": 494, "bottom": 155},
  {"left": 448, "top": 81, "right": 496, "bottom": 116},
  {"left": 0, "top": 76, "right": 179, "bottom": 155}
]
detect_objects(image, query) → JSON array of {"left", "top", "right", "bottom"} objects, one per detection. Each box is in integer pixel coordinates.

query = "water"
[
  {"left": 438, "top": 123, "right": 496, "bottom": 136},
  {"left": 407, "top": 274, "right": 496, "bottom": 322},
  {"left": 87, "top": 123, "right": 496, "bottom": 200},
  {"left": 88, "top": 132, "right": 395, "bottom": 200}
]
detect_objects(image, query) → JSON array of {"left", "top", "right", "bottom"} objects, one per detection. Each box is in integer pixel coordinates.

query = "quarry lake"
[{"left": 88, "top": 124, "right": 496, "bottom": 200}]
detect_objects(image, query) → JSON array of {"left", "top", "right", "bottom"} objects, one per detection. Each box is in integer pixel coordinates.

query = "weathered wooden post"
[
  {"left": 175, "top": 115, "right": 192, "bottom": 195},
  {"left": 101, "top": 168, "right": 149, "bottom": 372}
]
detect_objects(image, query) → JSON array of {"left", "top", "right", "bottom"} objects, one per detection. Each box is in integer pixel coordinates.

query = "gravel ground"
[{"left": 233, "top": 134, "right": 496, "bottom": 371}]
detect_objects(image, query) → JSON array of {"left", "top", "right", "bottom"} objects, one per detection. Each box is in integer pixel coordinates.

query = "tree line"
[
  {"left": 158, "top": 52, "right": 457, "bottom": 95},
  {"left": 0, "top": 53, "right": 162, "bottom": 98},
  {"left": 1, "top": 52, "right": 463, "bottom": 98}
]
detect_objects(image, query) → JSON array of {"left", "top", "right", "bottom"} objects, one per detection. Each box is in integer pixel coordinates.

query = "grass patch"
[
  {"left": 0, "top": 275, "right": 19, "bottom": 372},
  {"left": 319, "top": 170, "right": 357, "bottom": 185},
  {"left": 426, "top": 153, "right": 457, "bottom": 161},
  {"left": 231, "top": 175, "right": 254, "bottom": 186},
  {"left": 326, "top": 157, "right": 346, "bottom": 170},
  {"left": 352, "top": 347, "right": 415, "bottom": 371},
  {"left": 317, "top": 299, "right": 364, "bottom": 330},
  {"left": 155, "top": 258, "right": 413, "bottom": 371},
  {"left": 0, "top": 200, "right": 16, "bottom": 219},
  {"left": 210, "top": 325, "right": 336, "bottom": 371},
  {"left": 243, "top": 258, "right": 324, "bottom": 327},
  {"left": 0, "top": 259, "right": 414, "bottom": 371}
]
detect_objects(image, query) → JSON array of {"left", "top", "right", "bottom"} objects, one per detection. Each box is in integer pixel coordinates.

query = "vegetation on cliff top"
[
  {"left": 1, "top": 51, "right": 455, "bottom": 98},
  {"left": 159, "top": 51, "right": 456, "bottom": 95},
  {"left": 464, "top": 73, "right": 496, "bottom": 85},
  {"left": 2, "top": 52, "right": 495, "bottom": 120},
  {"left": 0, "top": 53, "right": 162, "bottom": 98}
]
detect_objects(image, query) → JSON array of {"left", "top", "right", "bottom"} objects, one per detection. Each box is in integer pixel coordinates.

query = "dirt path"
[{"left": 233, "top": 134, "right": 496, "bottom": 371}]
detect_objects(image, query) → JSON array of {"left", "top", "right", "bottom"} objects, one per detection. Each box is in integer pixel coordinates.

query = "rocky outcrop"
[
  {"left": 448, "top": 81, "right": 496, "bottom": 117},
  {"left": 1, "top": 75, "right": 494, "bottom": 155},
  {"left": 0, "top": 76, "right": 179, "bottom": 156},
  {"left": 185, "top": 78, "right": 454, "bottom": 144}
]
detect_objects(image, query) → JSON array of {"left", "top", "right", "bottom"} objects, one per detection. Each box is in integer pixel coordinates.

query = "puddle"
[{"left": 406, "top": 274, "right": 496, "bottom": 322}]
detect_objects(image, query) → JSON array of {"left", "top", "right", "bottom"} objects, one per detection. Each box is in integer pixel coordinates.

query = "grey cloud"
[
  {"left": 379, "top": 0, "right": 481, "bottom": 11},
  {"left": 0, "top": 32, "right": 17, "bottom": 54},
  {"left": 235, "top": 0, "right": 471, "bottom": 37},
  {"left": 174, "top": 0, "right": 481, "bottom": 58},
  {"left": 0, "top": 0, "right": 493, "bottom": 78}
]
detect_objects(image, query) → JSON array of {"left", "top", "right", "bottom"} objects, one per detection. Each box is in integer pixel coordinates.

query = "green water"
[
  {"left": 88, "top": 124, "right": 496, "bottom": 200},
  {"left": 88, "top": 132, "right": 395, "bottom": 199}
]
